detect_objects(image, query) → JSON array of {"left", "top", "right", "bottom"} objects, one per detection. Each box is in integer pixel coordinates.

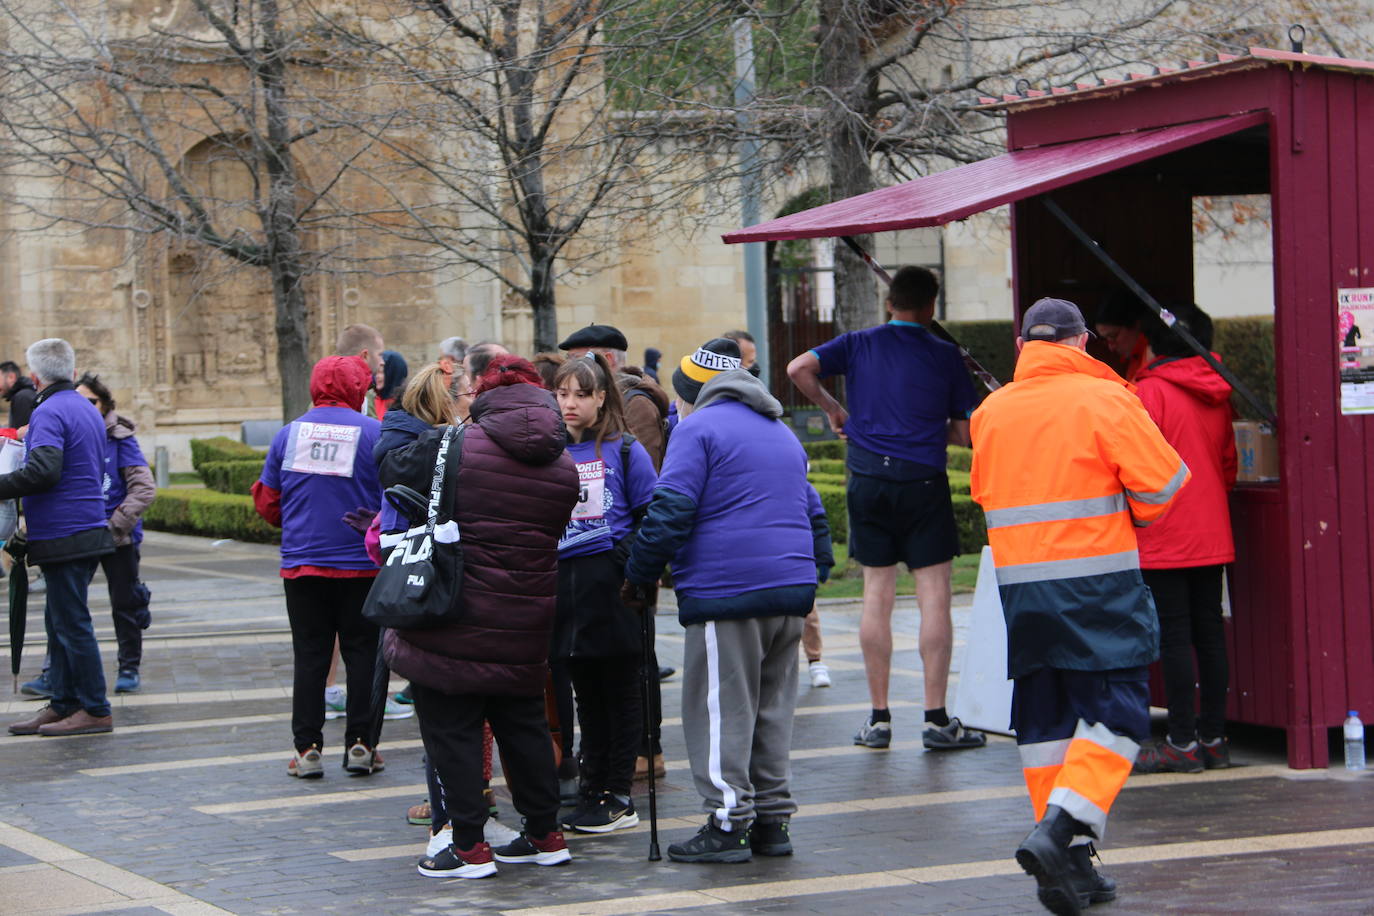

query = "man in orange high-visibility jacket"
[{"left": 970, "top": 298, "right": 1189, "bottom": 916}]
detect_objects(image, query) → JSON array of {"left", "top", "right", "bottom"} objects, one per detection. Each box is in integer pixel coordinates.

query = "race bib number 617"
[{"left": 282, "top": 421, "right": 359, "bottom": 477}]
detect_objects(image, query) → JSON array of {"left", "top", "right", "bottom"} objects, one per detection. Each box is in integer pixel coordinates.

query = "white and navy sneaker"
[{"left": 417, "top": 841, "right": 497, "bottom": 879}]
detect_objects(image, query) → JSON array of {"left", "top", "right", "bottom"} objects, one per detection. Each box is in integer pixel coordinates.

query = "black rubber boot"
[
  {"left": 1016, "top": 805, "right": 1085, "bottom": 915},
  {"left": 1068, "top": 843, "right": 1117, "bottom": 904}
]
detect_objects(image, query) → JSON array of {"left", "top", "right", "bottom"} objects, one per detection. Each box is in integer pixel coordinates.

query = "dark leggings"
[
  {"left": 568, "top": 654, "right": 642, "bottom": 798},
  {"left": 282, "top": 576, "right": 378, "bottom": 752},
  {"left": 413, "top": 685, "right": 559, "bottom": 848},
  {"left": 1142, "top": 565, "right": 1229, "bottom": 744}
]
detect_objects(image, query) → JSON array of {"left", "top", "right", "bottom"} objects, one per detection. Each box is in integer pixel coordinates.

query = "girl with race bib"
[{"left": 552, "top": 353, "right": 657, "bottom": 834}]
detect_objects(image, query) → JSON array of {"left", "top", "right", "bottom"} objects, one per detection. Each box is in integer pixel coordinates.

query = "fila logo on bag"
[{"left": 407, "top": 574, "right": 426, "bottom": 588}]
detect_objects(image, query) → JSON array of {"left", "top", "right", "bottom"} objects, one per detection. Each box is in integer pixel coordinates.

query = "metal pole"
[
  {"left": 154, "top": 446, "right": 170, "bottom": 489},
  {"left": 1041, "top": 197, "right": 1277, "bottom": 425},
  {"left": 733, "top": 18, "right": 769, "bottom": 381}
]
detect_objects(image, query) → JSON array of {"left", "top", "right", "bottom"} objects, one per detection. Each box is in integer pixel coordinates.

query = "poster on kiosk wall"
[{"left": 1338, "top": 287, "right": 1374, "bottom": 415}]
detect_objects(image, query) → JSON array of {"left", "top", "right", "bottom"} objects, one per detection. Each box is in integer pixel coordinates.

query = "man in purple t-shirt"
[
  {"left": 4, "top": 338, "right": 117, "bottom": 738},
  {"left": 788, "top": 267, "right": 986, "bottom": 754}
]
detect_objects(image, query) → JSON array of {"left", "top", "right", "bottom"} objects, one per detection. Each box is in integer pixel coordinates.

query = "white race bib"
[
  {"left": 282, "top": 421, "right": 359, "bottom": 478},
  {"left": 572, "top": 459, "right": 606, "bottom": 521}
]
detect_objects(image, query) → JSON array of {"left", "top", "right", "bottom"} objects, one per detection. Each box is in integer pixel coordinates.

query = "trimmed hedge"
[
  {"left": 143, "top": 488, "right": 280, "bottom": 544},
  {"left": 947, "top": 446, "right": 972, "bottom": 471},
  {"left": 812, "top": 484, "right": 847, "bottom": 546},
  {"left": 807, "top": 472, "right": 847, "bottom": 489},
  {"left": 808, "top": 458, "right": 846, "bottom": 476},
  {"left": 947, "top": 469, "right": 971, "bottom": 496},
  {"left": 200, "top": 458, "right": 266, "bottom": 495},
  {"left": 802, "top": 439, "right": 846, "bottom": 460},
  {"left": 952, "top": 495, "right": 988, "bottom": 552},
  {"left": 1212, "top": 316, "right": 1276, "bottom": 420},
  {"left": 190, "top": 436, "right": 262, "bottom": 472},
  {"left": 942, "top": 320, "right": 1017, "bottom": 387}
]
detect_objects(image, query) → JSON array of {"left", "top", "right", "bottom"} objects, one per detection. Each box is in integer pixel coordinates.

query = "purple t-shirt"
[
  {"left": 102, "top": 433, "right": 148, "bottom": 545},
  {"left": 259, "top": 405, "right": 382, "bottom": 570},
  {"left": 812, "top": 321, "right": 975, "bottom": 470},
  {"left": 655, "top": 400, "right": 816, "bottom": 599},
  {"left": 559, "top": 435, "right": 657, "bottom": 559},
  {"left": 23, "top": 388, "right": 109, "bottom": 542}
]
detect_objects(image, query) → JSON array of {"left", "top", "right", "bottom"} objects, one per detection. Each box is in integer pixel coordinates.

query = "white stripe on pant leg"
[
  {"left": 704, "top": 621, "right": 737, "bottom": 832},
  {"left": 1074, "top": 719, "right": 1140, "bottom": 762},
  {"left": 1047, "top": 787, "right": 1109, "bottom": 842},
  {"left": 1017, "top": 738, "right": 1072, "bottom": 769}
]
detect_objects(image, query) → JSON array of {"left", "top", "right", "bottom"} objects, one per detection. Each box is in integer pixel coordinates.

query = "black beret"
[{"left": 558, "top": 324, "right": 629, "bottom": 351}]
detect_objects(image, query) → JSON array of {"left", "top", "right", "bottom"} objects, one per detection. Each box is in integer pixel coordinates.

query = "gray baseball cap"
[{"left": 1022, "top": 298, "right": 1089, "bottom": 341}]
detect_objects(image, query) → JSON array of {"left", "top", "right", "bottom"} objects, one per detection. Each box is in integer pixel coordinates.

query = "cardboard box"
[{"left": 1234, "top": 421, "right": 1279, "bottom": 482}]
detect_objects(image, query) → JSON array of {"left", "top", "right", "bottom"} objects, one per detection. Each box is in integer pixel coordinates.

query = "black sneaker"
[
  {"left": 560, "top": 793, "right": 598, "bottom": 830},
  {"left": 750, "top": 819, "right": 792, "bottom": 856},
  {"left": 1200, "top": 736, "right": 1232, "bottom": 769},
  {"left": 492, "top": 831, "right": 571, "bottom": 866},
  {"left": 667, "top": 818, "right": 752, "bottom": 864},
  {"left": 923, "top": 717, "right": 987, "bottom": 750},
  {"left": 569, "top": 793, "right": 639, "bottom": 834}
]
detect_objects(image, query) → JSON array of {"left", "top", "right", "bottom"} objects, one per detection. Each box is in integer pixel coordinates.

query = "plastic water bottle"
[{"left": 1344, "top": 711, "right": 1366, "bottom": 771}]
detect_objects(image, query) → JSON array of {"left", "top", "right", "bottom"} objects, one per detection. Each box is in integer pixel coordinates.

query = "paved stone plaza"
[{"left": 2, "top": 531, "right": 1372, "bottom": 915}]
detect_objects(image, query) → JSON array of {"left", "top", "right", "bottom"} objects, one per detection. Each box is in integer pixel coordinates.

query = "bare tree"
[
  {"left": 0, "top": 0, "right": 412, "bottom": 418},
  {"left": 781, "top": 0, "right": 1374, "bottom": 332},
  {"left": 331, "top": 0, "right": 751, "bottom": 353}
]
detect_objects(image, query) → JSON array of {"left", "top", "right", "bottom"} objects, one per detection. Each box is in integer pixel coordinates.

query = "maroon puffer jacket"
[{"left": 383, "top": 382, "right": 578, "bottom": 696}]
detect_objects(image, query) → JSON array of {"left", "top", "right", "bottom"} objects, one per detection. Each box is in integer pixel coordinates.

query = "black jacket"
[{"left": 6, "top": 376, "right": 36, "bottom": 428}]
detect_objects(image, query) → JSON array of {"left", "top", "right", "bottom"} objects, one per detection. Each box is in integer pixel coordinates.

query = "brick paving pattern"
[{"left": 1, "top": 531, "right": 1372, "bottom": 915}]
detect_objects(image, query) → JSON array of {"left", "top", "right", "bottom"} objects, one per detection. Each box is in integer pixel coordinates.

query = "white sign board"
[{"left": 951, "top": 546, "right": 1015, "bottom": 736}]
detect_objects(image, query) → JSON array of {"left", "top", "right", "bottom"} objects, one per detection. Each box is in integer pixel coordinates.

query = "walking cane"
[{"left": 638, "top": 598, "right": 662, "bottom": 861}]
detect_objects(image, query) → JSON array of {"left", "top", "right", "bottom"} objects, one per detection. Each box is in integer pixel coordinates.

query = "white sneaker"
[
  {"left": 484, "top": 817, "right": 521, "bottom": 846},
  {"left": 426, "top": 823, "right": 452, "bottom": 858},
  {"left": 809, "top": 661, "right": 832, "bottom": 688},
  {"left": 384, "top": 697, "right": 414, "bottom": 720}
]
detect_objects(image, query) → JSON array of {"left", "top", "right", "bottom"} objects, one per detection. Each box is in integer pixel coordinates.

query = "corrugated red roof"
[
  {"left": 976, "top": 47, "right": 1374, "bottom": 110},
  {"left": 721, "top": 111, "right": 1265, "bottom": 244}
]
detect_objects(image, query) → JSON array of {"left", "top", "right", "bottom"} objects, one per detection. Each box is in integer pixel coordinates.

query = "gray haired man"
[{"left": 4, "top": 339, "right": 117, "bottom": 737}]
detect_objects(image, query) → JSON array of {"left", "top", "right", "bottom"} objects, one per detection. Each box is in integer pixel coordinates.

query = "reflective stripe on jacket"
[{"left": 970, "top": 341, "right": 1190, "bottom": 678}]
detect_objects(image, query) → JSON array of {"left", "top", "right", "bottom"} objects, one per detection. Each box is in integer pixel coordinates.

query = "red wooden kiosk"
[{"left": 725, "top": 46, "right": 1374, "bottom": 768}]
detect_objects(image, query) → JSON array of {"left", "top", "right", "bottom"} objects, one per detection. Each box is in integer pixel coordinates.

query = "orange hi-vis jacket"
[{"left": 970, "top": 341, "right": 1190, "bottom": 679}]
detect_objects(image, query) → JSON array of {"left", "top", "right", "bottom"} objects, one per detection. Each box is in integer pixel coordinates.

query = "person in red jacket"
[{"left": 1131, "top": 303, "right": 1238, "bottom": 773}]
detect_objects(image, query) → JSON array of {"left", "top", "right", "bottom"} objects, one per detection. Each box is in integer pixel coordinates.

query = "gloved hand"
[
  {"left": 620, "top": 579, "right": 656, "bottom": 614},
  {"left": 818, "top": 564, "right": 832, "bottom": 584},
  {"left": 342, "top": 507, "right": 377, "bottom": 535}
]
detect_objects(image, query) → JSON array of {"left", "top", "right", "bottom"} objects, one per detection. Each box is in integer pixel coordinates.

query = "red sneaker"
[
  {"left": 492, "top": 830, "right": 572, "bottom": 866},
  {"left": 1133, "top": 738, "right": 1203, "bottom": 774}
]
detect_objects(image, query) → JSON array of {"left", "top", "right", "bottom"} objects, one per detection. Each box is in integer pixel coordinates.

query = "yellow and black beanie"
[{"left": 672, "top": 338, "right": 743, "bottom": 405}]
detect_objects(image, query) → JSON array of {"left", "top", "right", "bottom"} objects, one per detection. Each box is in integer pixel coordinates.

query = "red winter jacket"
[{"left": 1134, "top": 355, "right": 1237, "bottom": 569}]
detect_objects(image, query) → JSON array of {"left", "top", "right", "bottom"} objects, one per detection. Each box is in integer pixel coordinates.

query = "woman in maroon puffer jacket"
[{"left": 384, "top": 356, "right": 579, "bottom": 879}]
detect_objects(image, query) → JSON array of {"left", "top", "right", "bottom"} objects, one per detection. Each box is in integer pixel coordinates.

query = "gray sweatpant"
[{"left": 681, "top": 615, "right": 804, "bottom": 832}]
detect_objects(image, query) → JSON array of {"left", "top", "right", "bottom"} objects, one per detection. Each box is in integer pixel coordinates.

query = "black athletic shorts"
[{"left": 846, "top": 472, "right": 959, "bottom": 570}]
